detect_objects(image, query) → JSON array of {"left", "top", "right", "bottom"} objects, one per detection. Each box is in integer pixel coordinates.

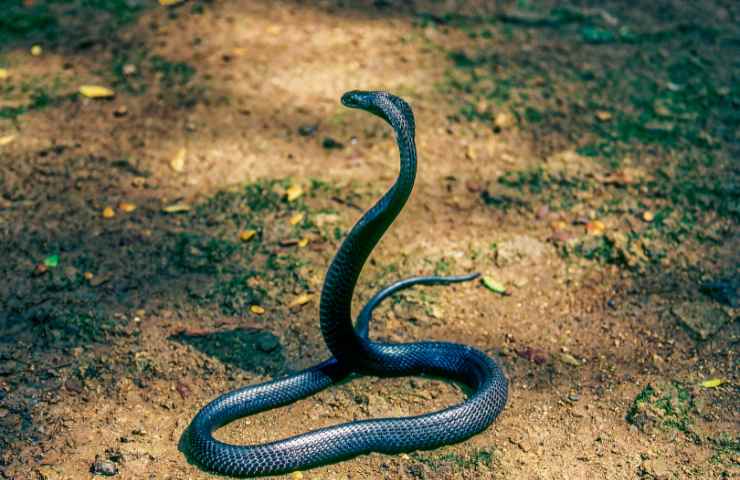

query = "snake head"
[
  {"left": 341, "top": 90, "right": 415, "bottom": 135},
  {"left": 341, "top": 90, "right": 393, "bottom": 122}
]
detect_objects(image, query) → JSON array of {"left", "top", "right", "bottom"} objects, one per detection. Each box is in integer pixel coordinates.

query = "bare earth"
[{"left": 0, "top": 1, "right": 737, "bottom": 479}]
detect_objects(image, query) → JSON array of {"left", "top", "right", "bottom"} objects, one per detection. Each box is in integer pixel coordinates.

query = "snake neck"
[{"left": 320, "top": 92, "right": 416, "bottom": 366}]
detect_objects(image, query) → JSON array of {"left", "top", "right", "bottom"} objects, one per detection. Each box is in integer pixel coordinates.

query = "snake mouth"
[{"left": 340, "top": 90, "right": 366, "bottom": 108}]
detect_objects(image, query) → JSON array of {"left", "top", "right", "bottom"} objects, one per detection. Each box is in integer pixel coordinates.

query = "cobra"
[{"left": 186, "top": 91, "right": 508, "bottom": 477}]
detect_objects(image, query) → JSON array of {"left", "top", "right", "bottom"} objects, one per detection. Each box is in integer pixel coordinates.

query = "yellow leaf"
[
  {"left": 118, "top": 202, "right": 137, "bottom": 213},
  {"left": 288, "top": 293, "right": 312, "bottom": 308},
  {"left": 250, "top": 305, "right": 265, "bottom": 315},
  {"left": 102, "top": 206, "right": 115, "bottom": 219},
  {"left": 290, "top": 472, "right": 303, "bottom": 480},
  {"left": 170, "top": 147, "right": 187, "bottom": 172},
  {"left": 286, "top": 184, "right": 303, "bottom": 202},
  {"left": 0, "top": 134, "right": 16, "bottom": 146},
  {"left": 30, "top": 45, "right": 42, "bottom": 56},
  {"left": 586, "top": 220, "right": 605, "bottom": 236},
  {"left": 481, "top": 276, "right": 506, "bottom": 294},
  {"left": 298, "top": 237, "right": 309, "bottom": 248},
  {"left": 595, "top": 110, "right": 612, "bottom": 122},
  {"left": 0, "top": 68, "right": 9, "bottom": 80},
  {"left": 559, "top": 353, "right": 580, "bottom": 366},
  {"left": 239, "top": 229, "right": 257, "bottom": 242},
  {"left": 289, "top": 212, "right": 305, "bottom": 225},
  {"left": 700, "top": 378, "right": 725, "bottom": 388},
  {"left": 79, "top": 85, "right": 115, "bottom": 99},
  {"left": 162, "top": 202, "right": 191, "bottom": 213},
  {"left": 159, "top": 0, "right": 185, "bottom": 5}
]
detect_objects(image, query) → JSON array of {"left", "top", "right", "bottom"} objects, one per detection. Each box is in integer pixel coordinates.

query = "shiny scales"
[{"left": 186, "top": 91, "right": 508, "bottom": 477}]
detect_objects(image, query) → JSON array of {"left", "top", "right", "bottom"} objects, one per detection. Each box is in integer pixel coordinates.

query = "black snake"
[{"left": 186, "top": 91, "right": 508, "bottom": 477}]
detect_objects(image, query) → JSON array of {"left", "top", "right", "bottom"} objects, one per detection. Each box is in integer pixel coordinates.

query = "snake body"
[{"left": 187, "top": 91, "right": 508, "bottom": 477}]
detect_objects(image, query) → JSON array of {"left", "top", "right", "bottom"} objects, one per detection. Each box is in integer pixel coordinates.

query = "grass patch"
[
  {"left": 627, "top": 383, "right": 697, "bottom": 439},
  {"left": 410, "top": 448, "right": 498, "bottom": 475}
]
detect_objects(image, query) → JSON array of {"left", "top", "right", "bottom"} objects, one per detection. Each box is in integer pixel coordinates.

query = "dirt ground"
[{"left": 0, "top": 1, "right": 738, "bottom": 479}]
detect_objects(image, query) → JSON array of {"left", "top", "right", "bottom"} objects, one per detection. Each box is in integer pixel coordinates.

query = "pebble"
[
  {"left": 493, "top": 111, "right": 515, "bottom": 130},
  {"left": 671, "top": 301, "right": 730, "bottom": 340},
  {"left": 640, "top": 458, "right": 671, "bottom": 480},
  {"left": 297, "top": 125, "right": 317, "bottom": 136},
  {"left": 90, "top": 456, "right": 118, "bottom": 476},
  {"left": 113, "top": 105, "right": 128, "bottom": 117},
  {"left": 322, "top": 137, "right": 344, "bottom": 149}
]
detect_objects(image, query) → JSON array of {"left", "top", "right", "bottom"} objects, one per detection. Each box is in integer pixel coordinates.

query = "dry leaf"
[
  {"left": 700, "top": 378, "right": 725, "bottom": 388},
  {"left": 102, "top": 206, "right": 115, "bottom": 219},
  {"left": 481, "top": 276, "right": 507, "bottom": 294},
  {"left": 595, "top": 110, "right": 612, "bottom": 122},
  {"left": 79, "top": 85, "right": 115, "bottom": 98},
  {"left": 289, "top": 212, "right": 305, "bottom": 225},
  {"left": 239, "top": 229, "right": 257, "bottom": 242},
  {"left": 170, "top": 147, "right": 187, "bottom": 172},
  {"left": 0, "top": 69, "right": 9, "bottom": 80},
  {"left": 162, "top": 202, "right": 191, "bottom": 213},
  {"left": 0, "top": 135, "right": 15, "bottom": 146},
  {"left": 642, "top": 211, "right": 654, "bottom": 222},
  {"left": 250, "top": 305, "right": 265, "bottom": 315},
  {"left": 586, "top": 220, "right": 605, "bottom": 236},
  {"left": 288, "top": 293, "right": 312, "bottom": 308},
  {"left": 298, "top": 237, "right": 309, "bottom": 248},
  {"left": 286, "top": 184, "right": 303, "bottom": 202},
  {"left": 559, "top": 353, "right": 580, "bottom": 366},
  {"left": 119, "top": 202, "right": 136, "bottom": 213}
]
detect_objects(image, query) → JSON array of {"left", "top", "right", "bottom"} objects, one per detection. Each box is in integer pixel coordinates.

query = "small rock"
[
  {"left": 122, "top": 64, "right": 137, "bottom": 76},
  {"left": 640, "top": 458, "right": 671, "bottom": 480},
  {"left": 672, "top": 302, "right": 731, "bottom": 340},
  {"left": 516, "top": 347, "right": 547, "bottom": 365},
  {"left": 322, "top": 137, "right": 343, "bottom": 149},
  {"left": 493, "top": 111, "right": 515, "bottom": 130},
  {"left": 535, "top": 204, "right": 549, "bottom": 220},
  {"left": 113, "top": 105, "right": 128, "bottom": 117},
  {"left": 465, "top": 179, "right": 482, "bottom": 192},
  {"left": 595, "top": 110, "right": 612, "bottom": 122},
  {"left": 496, "top": 235, "right": 547, "bottom": 267},
  {"left": 298, "top": 125, "right": 317, "bottom": 136},
  {"left": 175, "top": 381, "right": 190, "bottom": 400},
  {"left": 90, "top": 456, "right": 118, "bottom": 476},
  {"left": 65, "top": 377, "right": 84, "bottom": 394}
]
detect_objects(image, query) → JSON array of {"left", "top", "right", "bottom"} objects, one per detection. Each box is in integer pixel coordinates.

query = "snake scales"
[{"left": 186, "top": 91, "right": 508, "bottom": 477}]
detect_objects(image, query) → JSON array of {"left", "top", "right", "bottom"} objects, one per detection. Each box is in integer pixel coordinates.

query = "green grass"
[
  {"left": 411, "top": 448, "right": 498, "bottom": 474},
  {"left": 627, "top": 383, "right": 697, "bottom": 439},
  {"left": 0, "top": 0, "right": 146, "bottom": 47}
]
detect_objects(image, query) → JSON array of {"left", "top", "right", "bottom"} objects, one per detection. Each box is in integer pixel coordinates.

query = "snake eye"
[{"left": 341, "top": 90, "right": 367, "bottom": 108}]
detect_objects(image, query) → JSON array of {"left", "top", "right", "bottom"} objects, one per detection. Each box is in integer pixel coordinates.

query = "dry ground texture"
[{"left": 0, "top": 1, "right": 738, "bottom": 479}]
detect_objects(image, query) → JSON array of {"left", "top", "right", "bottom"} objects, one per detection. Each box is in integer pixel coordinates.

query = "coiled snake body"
[{"left": 187, "top": 91, "right": 508, "bottom": 477}]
